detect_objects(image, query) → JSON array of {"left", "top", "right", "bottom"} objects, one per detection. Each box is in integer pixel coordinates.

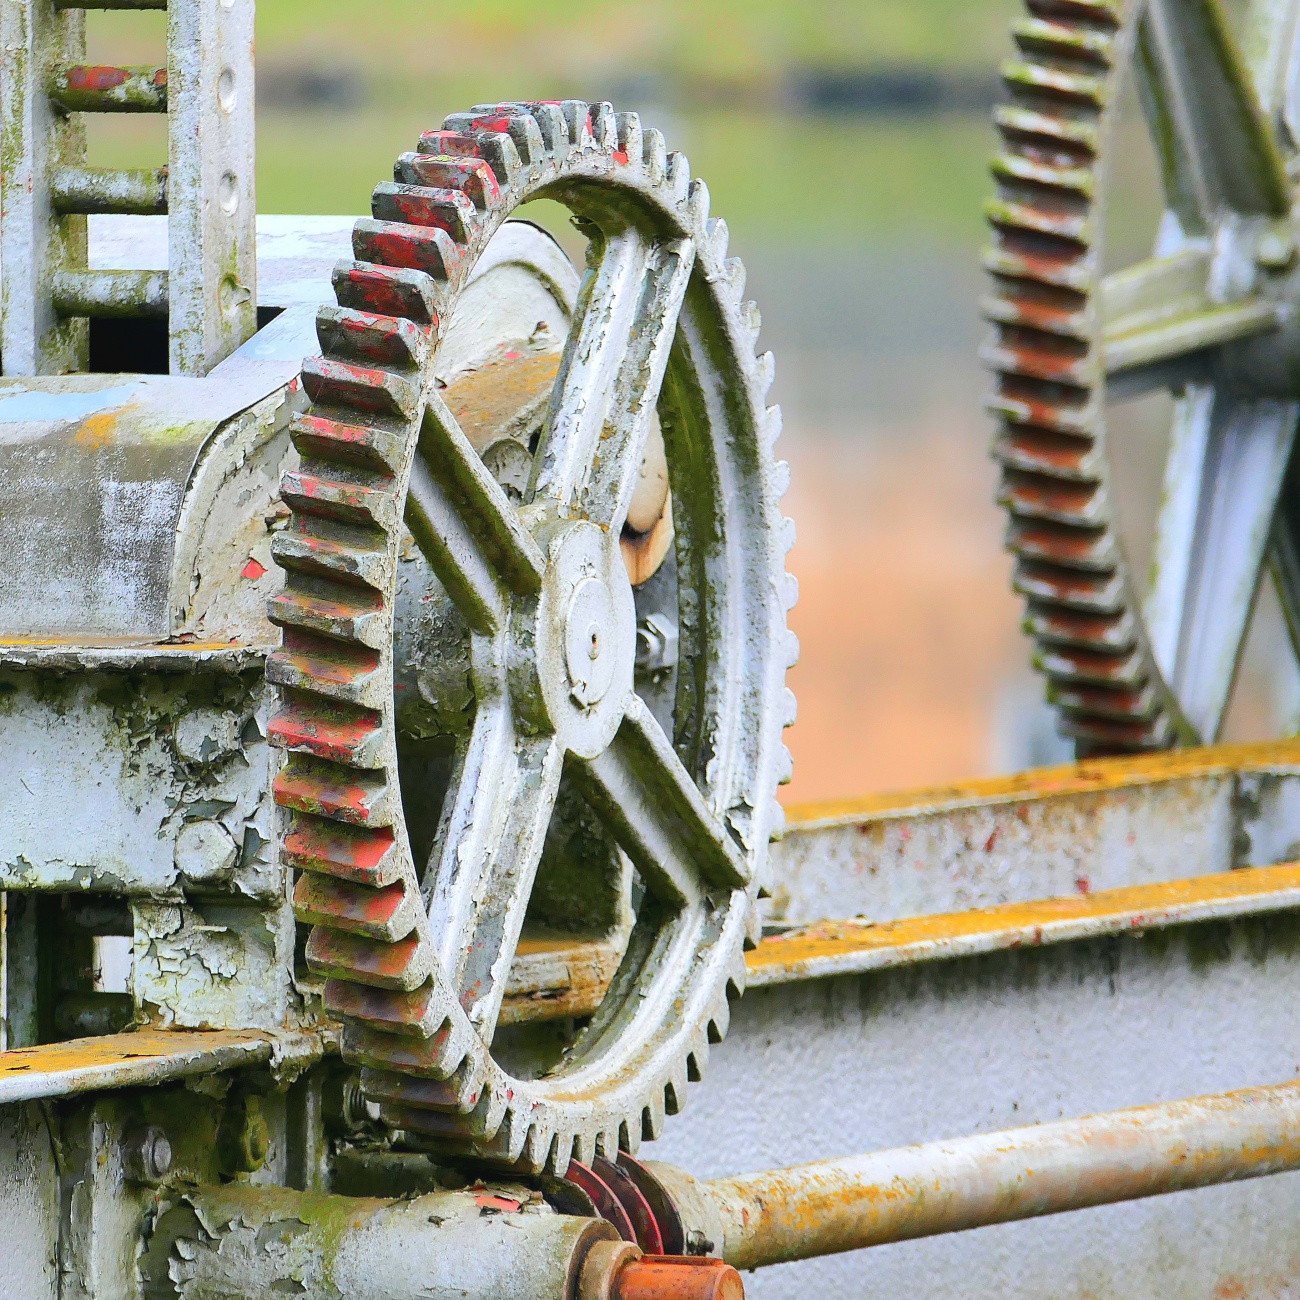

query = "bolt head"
[{"left": 1257, "top": 229, "right": 1296, "bottom": 271}]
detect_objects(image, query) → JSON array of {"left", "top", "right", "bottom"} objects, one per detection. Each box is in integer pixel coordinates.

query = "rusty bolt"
[
  {"left": 579, "top": 1242, "right": 744, "bottom": 1300},
  {"left": 217, "top": 1094, "right": 270, "bottom": 1174},
  {"left": 122, "top": 1125, "right": 173, "bottom": 1184}
]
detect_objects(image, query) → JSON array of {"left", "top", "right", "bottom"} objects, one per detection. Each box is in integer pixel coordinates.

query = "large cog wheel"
[
  {"left": 985, "top": 0, "right": 1300, "bottom": 753},
  {"left": 267, "top": 100, "right": 797, "bottom": 1172}
]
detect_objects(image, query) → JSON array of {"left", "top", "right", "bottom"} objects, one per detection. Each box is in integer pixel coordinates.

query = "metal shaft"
[{"left": 700, "top": 1079, "right": 1300, "bottom": 1270}]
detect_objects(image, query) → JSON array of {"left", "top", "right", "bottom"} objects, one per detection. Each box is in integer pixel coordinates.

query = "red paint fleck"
[
  {"left": 241, "top": 558, "right": 267, "bottom": 580},
  {"left": 613, "top": 149, "right": 630, "bottom": 165},
  {"left": 983, "top": 828, "right": 999, "bottom": 852},
  {"left": 1075, "top": 876, "right": 1090, "bottom": 894},
  {"left": 504, "top": 350, "right": 523, "bottom": 361},
  {"left": 67, "top": 65, "right": 129, "bottom": 91},
  {"left": 475, "top": 1194, "right": 521, "bottom": 1214}
]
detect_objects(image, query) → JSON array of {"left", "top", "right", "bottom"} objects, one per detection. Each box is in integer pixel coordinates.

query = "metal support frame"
[{"left": 0, "top": 0, "right": 256, "bottom": 376}]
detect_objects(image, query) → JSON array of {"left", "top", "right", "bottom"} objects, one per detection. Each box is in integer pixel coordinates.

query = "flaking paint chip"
[{"left": 240, "top": 558, "right": 267, "bottom": 581}]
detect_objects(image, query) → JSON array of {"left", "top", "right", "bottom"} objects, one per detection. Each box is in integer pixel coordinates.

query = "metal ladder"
[{"left": 0, "top": 0, "right": 257, "bottom": 376}]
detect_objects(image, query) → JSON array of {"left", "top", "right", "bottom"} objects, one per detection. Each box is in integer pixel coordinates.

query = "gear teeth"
[
  {"left": 279, "top": 470, "right": 401, "bottom": 531},
  {"left": 1025, "top": 604, "right": 1136, "bottom": 652},
  {"left": 779, "top": 516, "right": 796, "bottom": 556},
  {"left": 444, "top": 108, "right": 544, "bottom": 168},
  {"left": 301, "top": 356, "right": 418, "bottom": 422},
  {"left": 268, "top": 693, "right": 386, "bottom": 767},
  {"left": 282, "top": 817, "right": 400, "bottom": 886},
  {"left": 993, "top": 425, "right": 1099, "bottom": 478},
  {"left": 782, "top": 627, "right": 800, "bottom": 670},
  {"left": 999, "top": 470, "right": 1104, "bottom": 526},
  {"left": 704, "top": 217, "right": 729, "bottom": 266},
  {"left": 306, "top": 928, "right": 433, "bottom": 991},
  {"left": 1037, "top": 643, "right": 1145, "bottom": 687},
  {"left": 372, "top": 183, "right": 477, "bottom": 242},
  {"left": 763, "top": 404, "right": 783, "bottom": 450},
  {"left": 770, "top": 459, "right": 791, "bottom": 499},
  {"left": 274, "top": 755, "right": 393, "bottom": 825},
  {"left": 615, "top": 111, "right": 642, "bottom": 165},
  {"left": 472, "top": 131, "right": 525, "bottom": 187},
  {"left": 721, "top": 256, "right": 746, "bottom": 301},
  {"left": 767, "top": 797, "right": 787, "bottom": 843},
  {"left": 332, "top": 261, "right": 442, "bottom": 327},
  {"left": 1049, "top": 680, "right": 1159, "bottom": 721},
  {"left": 775, "top": 743, "right": 795, "bottom": 786},
  {"left": 667, "top": 151, "right": 690, "bottom": 204},
  {"left": 774, "top": 569, "right": 795, "bottom": 613},
  {"left": 642, "top": 127, "right": 667, "bottom": 182},
  {"left": 346, "top": 1012, "right": 481, "bottom": 1080},
  {"left": 361, "top": 1064, "right": 482, "bottom": 1113},
  {"left": 526, "top": 102, "right": 570, "bottom": 152},
  {"left": 326, "top": 979, "right": 442, "bottom": 1037},
  {"left": 353, "top": 218, "right": 465, "bottom": 282},
  {"left": 663, "top": 1063, "right": 688, "bottom": 1117},
  {"left": 687, "top": 178, "right": 710, "bottom": 227},
  {"left": 316, "top": 306, "right": 429, "bottom": 374},
  {"left": 271, "top": 524, "right": 389, "bottom": 589},
  {"left": 267, "top": 581, "right": 388, "bottom": 651},
  {"left": 641, "top": 1095, "right": 665, "bottom": 1143},
  {"left": 777, "top": 686, "right": 798, "bottom": 727},
  {"left": 289, "top": 412, "right": 407, "bottom": 475},
  {"left": 266, "top": 630, "right": 386, "bottom": 707},
  {"left": 560, "top": 100, "right": 595, "bottom": 149},
  {"left": 293, "top": 872, "right": 417, "bottom": 942},
  {"left": 395, "top": 153, "right": 500, "bottom": 210},
  {"left": 417, "top": 130, "right": 480, "bottom": 160},
  {"left": 590, "top": 101, "right": 616, "bottom": 149},
  {"left": 1014, "top": 561, "right": 1121, "bottom": 612}
]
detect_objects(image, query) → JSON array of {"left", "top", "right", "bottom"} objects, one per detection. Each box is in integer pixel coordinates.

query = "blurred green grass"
[{"left": 86, "top": 0, "right": 1020, "bottom": 247}]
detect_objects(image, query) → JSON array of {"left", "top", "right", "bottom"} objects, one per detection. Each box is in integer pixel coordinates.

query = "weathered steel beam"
[
  {"left": 50, "top": 164, "right": 167, "bottom": 214},
  {"left": 652, "top": 1079, "right": 1300, "bottom": 1270},
  {"left": 747, "top": 860, "right": 1300, "bottom": 986},
  {"left": 0, "top": 1028, "right": 326, "bottom": 1103}
]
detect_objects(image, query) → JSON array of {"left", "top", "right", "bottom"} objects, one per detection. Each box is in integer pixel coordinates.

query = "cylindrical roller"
[
  {"left": 48, "top": 63, "right": 167, "bottom": 112},
  {"left": 686, "top": 1079, "right": 1300, "bottom": 1270},
  {"left": 577, "top": 1242, "right": 744, "bottom": 1300},
  {"left": 143, "top": 1184, "right": 619, "bottom": 1300},
  {"left": 51, "top": 269, "right": 168, "bottom": 319},
  {"left": 50, "top": 165, "right": 168, "bottom": 214}
]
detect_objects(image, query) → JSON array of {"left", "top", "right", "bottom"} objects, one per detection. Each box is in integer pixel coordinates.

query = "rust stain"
[
  {"left": 747, "top": 861, "right": 1300, "bottom": 977},
  {"left": 444, "top": 350, "right": 561, "bottom": 451},
  {"left": 785, "top": 738, "right": 1300, "bottom": 828}
]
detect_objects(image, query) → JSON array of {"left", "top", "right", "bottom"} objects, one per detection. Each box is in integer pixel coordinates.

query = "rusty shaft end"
[{"left": 579, "top": 1240, "right": 744, "bottom": 1300}]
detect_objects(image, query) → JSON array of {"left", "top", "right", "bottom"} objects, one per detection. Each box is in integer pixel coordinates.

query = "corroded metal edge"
[
  {"left": 0, "top": 1027, "right": 329, "bottom": 1104},
  {"left": 783, "top": 737, "right": 1300, "bottom": 830},
  {"left": 746, "top": 861, "right": 1300, "bottom": 987},
  {"left": 0, "top": 642, "right": 271, "bottom": 673}
]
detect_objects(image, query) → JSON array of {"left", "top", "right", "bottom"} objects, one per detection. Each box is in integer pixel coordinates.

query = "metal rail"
[{"left": 691, "top": 1079, "right": 1300, "bottom": 1269}]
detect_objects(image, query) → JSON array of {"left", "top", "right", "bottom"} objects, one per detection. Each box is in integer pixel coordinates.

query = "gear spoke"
[
  {"left": 532, "top": 231, "right": 695, "bottom": 529},
  {"left": 572, "top": 694, "right": 749, "bottom": 909},
  {"left": 1139, "top": 0, "right": 1289, "bottom": 222},
  {"left": 406, "top": 390, "right": 546, "bottom": 636},
  {"left": 424, "top": 695, "right": 565, "bottom": 1038},
  {"left": 1143, "top": 389, "right": 1298, "bottom": 738}
]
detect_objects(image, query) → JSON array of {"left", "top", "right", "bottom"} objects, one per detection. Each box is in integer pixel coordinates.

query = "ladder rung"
[
  {"left": 53, "top": 0, "right": 166, "bottom": 8},
  {"left": 48, "top": 64, "right": 167, "bottom": 113},
  {"left": 50, "top": 166, "right": 167, "bottom": 215},
  {"left": 51, "top": 270, "right": 168, "bottom": 319}
]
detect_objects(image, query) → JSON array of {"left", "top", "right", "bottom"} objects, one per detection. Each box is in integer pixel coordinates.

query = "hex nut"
[
  {"left": 174, "top": 708, "right": 243, "bottom": 764},
  {"left": 174, "top": 820, "right": 239, "bottom": 882},
  {"left": 122, "top": 1125, "right": 173, "bottom": 1184}
]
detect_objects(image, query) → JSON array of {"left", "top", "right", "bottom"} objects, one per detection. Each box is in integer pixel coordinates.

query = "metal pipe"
[
  {"left": 51, "top": 165, "right": 168, "bottom": 215},
  {"left": 143, "top": 1184, "right": 620, "bottom": 1300},
  {"left": 51, "top": 269, "right": 168, "bottom": 319},
  {"left": 48, "top": 64, "right": 167, "bottom": 113},
  {"left": 690, "top": 1079, "right": 1300, "bottom": 1270}
]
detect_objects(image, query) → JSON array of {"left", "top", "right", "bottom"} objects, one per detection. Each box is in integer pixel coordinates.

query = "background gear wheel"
[
  {"left": 984, "top": 0, "right": 1300, "bottom": 754},
  {"left": 268, "top": 100, "right": 797, "bottom": 1172}
]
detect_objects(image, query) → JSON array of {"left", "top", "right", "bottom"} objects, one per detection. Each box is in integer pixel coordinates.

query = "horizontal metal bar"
[
  {"left": 53, "top": 0, "right": 166, "bottom": 7},
  {"left": 50, "top": 165, "right": 167, "bottom": 215},
  {"left": 48, "top": 64, "right": 167, "bottom": 113},
  {"left": 698, "top": 1078, "right": 1300, "bottom": 1269},
  {"left": 0, "top": 1028, "right": 327, "bottom": 1104},
  {"left": 51, "top": 268, "right": 168, "bottom": 318},
  {"left": 783, "top": 737, "right": 1300, "bottom": 830},
  {"left": 748, "top": 861, "right": 1300, "bottom": 986}
]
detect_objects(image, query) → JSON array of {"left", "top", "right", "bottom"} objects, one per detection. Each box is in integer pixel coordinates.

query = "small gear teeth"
[
  {"left": 642, "top": 127, "right": 668, "bottom": 181},
  {"left": 615, "top": 111, "right": 643, "bottom": 162},
  {"left": 984, "top": 0, "right": 1182, "bottom": 754},
  {"left": 687, "top": 178, "right": 711, "bottom": 226},
  {"left": 667, "top": 151, "right": 690, "bottom": 202}
]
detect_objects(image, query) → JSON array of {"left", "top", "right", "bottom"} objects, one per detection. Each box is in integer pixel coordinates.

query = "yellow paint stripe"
[
  {"left": 746, "top": 861, "right": 1300, "bottom": 987},
  {"left": 784, "top": 739, "right": 1300, "bottom": 829}
]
